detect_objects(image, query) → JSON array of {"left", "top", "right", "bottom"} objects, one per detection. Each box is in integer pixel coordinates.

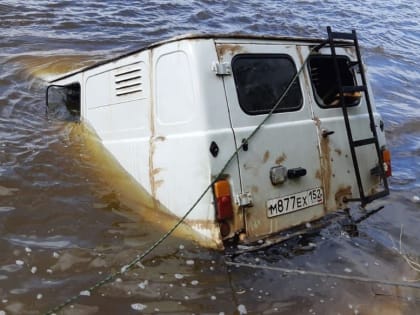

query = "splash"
[{"left": 5, "top": 54, "right": 99, "bottom": 82}]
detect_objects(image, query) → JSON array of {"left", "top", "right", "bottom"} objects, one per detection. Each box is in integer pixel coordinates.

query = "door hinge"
[
  {"left": 235, "top": 192, "right": 253, "bottom": 207},
  {"left": 211, "top": 62, "right": 231, "bottom": 76}
]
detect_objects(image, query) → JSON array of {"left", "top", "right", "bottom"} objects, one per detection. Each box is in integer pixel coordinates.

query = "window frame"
[
  {"left": 308, "top": 54, "right": 361, "bottom": 109},
  {"left": 231, "top": 53, "right": 303, "bottom": 116}
]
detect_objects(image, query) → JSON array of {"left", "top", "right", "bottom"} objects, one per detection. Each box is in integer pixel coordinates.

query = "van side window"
[
  {"left": 309, "top": 56, "right": 361, "bottom": 108},
  {"left": 46, "top": 83, "right": 81, "bottom": 120},
  {"left": 232, "top": 54, "right": 303, "bottom": 115}
]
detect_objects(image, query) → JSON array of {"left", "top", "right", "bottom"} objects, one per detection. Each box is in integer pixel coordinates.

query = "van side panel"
[
  {"left": 84, "top": 52, "right": 152, "bottom": 192},
  {"left": 151, "top": 40, "right": 240, "bottom": 241}
]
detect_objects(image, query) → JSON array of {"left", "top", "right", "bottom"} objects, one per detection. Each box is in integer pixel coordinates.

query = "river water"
[{"left": 0, "top": 1, "right": 419, "bottom": 314}]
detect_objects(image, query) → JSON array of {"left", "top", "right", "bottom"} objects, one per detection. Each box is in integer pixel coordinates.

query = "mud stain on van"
[
  {"left": 149, "top": 136, "right": 166, "bottom": 203},
  {"left": 148, "top": 49, "right": 156, "bottom": 202},
  {"left": 155, "top": 135, "right": 166, "bottom": 142},
  {"left": 262, "top": 150, "right": 270, "bottom": 163},
  {"left": 275, "top": 153, "right": 287, "bottom": 165},
  {"left": 151, "top": 168, "right": 162, "bottom": 176},
  {"left": 319, "top": 133, "right": 333, "bottom": 210},
  {"left": 216, "top": 44, "right": 245, "bottom": 59},
  {"left": 335, "top": 185, "right": 352, "bottom": 208}
]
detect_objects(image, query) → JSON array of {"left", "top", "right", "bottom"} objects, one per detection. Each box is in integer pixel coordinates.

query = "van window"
[
  {"left": 232, "top": 54, "right": 303, "bottom": 115},
  {"left": 46, "top": 83, "right": 80, "bottom": 120},
  {"left": 309, "top": 56, "right": 361, "bottom": 108}
]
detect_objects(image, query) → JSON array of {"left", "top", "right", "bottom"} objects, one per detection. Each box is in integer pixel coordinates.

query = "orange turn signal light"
[
  {"left": 213, "top": 179, "right": 233, "bottom": 222},
  {"left": 382, "top": 148, "right": 392, "bottom": 177}
]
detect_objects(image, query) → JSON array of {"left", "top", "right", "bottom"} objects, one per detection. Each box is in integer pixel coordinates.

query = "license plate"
[{"left": 267, "top": 187, "right": 324, "bottom": 218}]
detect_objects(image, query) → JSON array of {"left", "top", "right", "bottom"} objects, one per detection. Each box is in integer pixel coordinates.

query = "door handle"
[
  {"left": 287, "top": 167, "right": 307, "bottom": 179},
  {"left": 322, "top": 129, "right": 335, "bottom": 138}
]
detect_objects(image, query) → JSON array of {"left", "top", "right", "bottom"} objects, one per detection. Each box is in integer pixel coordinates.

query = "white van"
[{"left": 47, "top": 28, "right": 391, "bottom": 249}]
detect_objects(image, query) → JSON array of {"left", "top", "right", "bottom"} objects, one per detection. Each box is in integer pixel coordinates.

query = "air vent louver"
[{"left": 114, "top": 64, "right": 142, "bottom": 97}]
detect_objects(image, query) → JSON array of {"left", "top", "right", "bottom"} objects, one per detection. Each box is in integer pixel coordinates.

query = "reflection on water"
[{"left": 0, "top": 0, "right": 419, "bottom": 314}]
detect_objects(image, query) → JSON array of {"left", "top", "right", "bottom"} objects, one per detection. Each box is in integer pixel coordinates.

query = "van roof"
[{"left": 49, "top": 33, "right": 328, "bottom": 83}]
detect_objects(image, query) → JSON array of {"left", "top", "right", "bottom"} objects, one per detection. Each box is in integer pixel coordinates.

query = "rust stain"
[
  {"left": 251, "top": 185, "right": 259, "bottom": 194},
  {"left": 315, "top": 169, "right": 322, "bottom": 180},
  {"left": 296, "top": 46, "right": 305, "bottom": 64},
  {"left": 335, "top": 185, "right": 352, "bottom": 209},
  {"left": 148, "top": 49, "right": 160, "bottom": 211},
  {"left": 313, "top": 116, "right": 321, "bottom": 128},
  {"left": 368, "top": 185, "right": 380, "bottom": 196},
  {"left": 151, "top": 168, "right": 162, "bottom": 176},
  {"left": 155, "top": 135, "right": 166, "bottom": 142},
  {"left": 154, "top": 179, "right": 164, "bottom": 189},
  {"left": 149, "top": 138, "right": 157, "bottom": 200},
  {"left": 319, "top": 134, "right": 332, "bottom": 211},
  {"left": 275, "top": 153, "right": 287, "bottom": 165},
  {"left": 216, "top": 44, "right": 244, "bottom": 58},
  {"left": 262, "top": 150, "right": 270, "bottom": 163}
]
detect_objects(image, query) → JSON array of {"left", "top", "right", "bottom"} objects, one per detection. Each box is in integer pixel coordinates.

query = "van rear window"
[
  {"left": 309, "top": 55, "right": 361, "bottom": 108},
  {"left": 232, "top": 54, "right": 303, "bottom": 115}
]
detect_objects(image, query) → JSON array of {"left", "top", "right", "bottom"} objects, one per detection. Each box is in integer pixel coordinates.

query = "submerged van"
[{"left": 46, "top": 27, "right": 391, "bottom": 249}]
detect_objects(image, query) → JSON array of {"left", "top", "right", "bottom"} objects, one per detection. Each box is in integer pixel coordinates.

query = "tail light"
[
  {"left": 382, "top": 148, "right": 392, "bottom": 177},
  {"left": 213, "top": 179, "right": 233, "bottom": 222}
]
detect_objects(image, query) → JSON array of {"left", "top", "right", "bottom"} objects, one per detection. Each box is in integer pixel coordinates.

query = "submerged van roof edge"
[{"left": 49, "top": 33, "right": 327, "bottom": 83}]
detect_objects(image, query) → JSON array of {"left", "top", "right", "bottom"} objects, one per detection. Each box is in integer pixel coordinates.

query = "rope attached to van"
[{"left": 43, "top": 48, "right": 315, "bottom": 315}]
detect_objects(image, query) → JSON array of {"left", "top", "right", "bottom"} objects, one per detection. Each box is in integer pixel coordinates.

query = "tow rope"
[{"left": 43, "top": 47, "right": 315, "bottom": 315}]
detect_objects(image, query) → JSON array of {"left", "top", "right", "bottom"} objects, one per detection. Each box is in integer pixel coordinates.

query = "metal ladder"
[{"left": 326, "top": 26, "right": 389, "bottom": 206}]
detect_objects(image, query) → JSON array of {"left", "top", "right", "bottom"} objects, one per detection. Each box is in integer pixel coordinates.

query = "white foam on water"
[
  {"left": 131, "top": 303, "right": 147, "bottom": 311},
  {"left": 0, "top": 207, "right": 15, "bottom": 213},
  {"left": 237, "top": 304, "right": 247, "bottom": 314},
  {"left": 138, "top": 280, "right": 148, "bottom": 289},
  {"left": 174, "top": 273, "right": 184, "bottom": 279},
  {"left": 79, "top": 290, "right": 90, "bottom": 296}
]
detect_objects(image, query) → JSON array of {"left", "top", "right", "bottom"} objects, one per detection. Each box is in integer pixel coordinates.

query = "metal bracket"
[
  {"left": 211, "top": 62, "right": 231, "bottom": 76},
  {"left": 235, "top": 192, "right": 253, "bottom": 207}
]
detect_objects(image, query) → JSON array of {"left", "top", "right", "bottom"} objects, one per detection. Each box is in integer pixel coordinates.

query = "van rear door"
[
  {"left": 304, "top": 46, "right": 384, "bottom": 211},
  {"left": 216, "top": 40, "right": 325, "bottom": 241}
]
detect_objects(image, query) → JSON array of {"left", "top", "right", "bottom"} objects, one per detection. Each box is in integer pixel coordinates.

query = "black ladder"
[{"left": 326, "top": 26, "right": 389, "bottom": 206}]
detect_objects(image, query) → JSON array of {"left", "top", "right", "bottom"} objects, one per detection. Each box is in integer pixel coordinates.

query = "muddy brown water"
[{"left": 0, "top": 1, "right": 419, "bottom": 314}]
